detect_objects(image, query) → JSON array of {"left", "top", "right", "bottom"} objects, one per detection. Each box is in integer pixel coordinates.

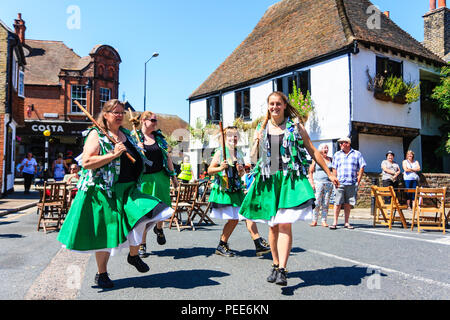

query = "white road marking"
[
  {"left": 308, "top": 249, "right": 450, "bottom": 289},
  {"left": 355, "top": 228, "right": 450, "bottom": 246}
]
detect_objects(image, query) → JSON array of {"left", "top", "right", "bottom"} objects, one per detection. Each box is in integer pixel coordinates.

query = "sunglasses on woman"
[{"left": 144, "top": 118, "right": 158, "bottom": 123}]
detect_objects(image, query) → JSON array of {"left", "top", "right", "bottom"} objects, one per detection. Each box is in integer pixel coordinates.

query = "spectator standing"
[
  {"left": 402, "top": 150, "right": 421, "bottom": 209},
  {"left": 52, "top": 153, "right": 67, "bottom": 181},
  {"left": 308, "top": 143, "right": 333, "bottom": 227},
  {"left": 381, "top": 151, "right": 400, "bottom": 204},
  {"left": 19, "top": 152, "right": 37, "bottom": 194},
  {"left": 330, "top": 137, "right": 366, "bottom": 230}
]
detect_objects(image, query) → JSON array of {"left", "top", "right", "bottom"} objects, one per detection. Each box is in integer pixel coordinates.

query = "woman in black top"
[{"left": 136, "top": 111, "right": 178, "bottom": 257}]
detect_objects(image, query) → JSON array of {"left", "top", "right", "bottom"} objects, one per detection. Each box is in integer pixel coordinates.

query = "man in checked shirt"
[{"left": 329, "top": 137, "right": 366, "bottom": 230}]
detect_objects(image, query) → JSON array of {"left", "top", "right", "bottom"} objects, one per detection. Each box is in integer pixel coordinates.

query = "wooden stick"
[
  {"left": 219, "top": 122, "right": 229, "bottom": 189},
  {"left": 73, "top": 100, "right": 136, "bottom": 163}
]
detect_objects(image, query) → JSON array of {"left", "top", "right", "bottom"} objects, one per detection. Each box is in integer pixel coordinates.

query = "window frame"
[
  {"left": 376, "top": 56, "right": 403, "bottom": 79},
  {"left": 100, "top": 87, "right": 111, "bottom": 108},
  {"left": 206, "top": 95, "right": 222, "bottom": 124},
  {"left": 70, "top": 85, "right": 87, "bottom": 114},
  {"left": 18, "top": 70, "right": 25, "bottom": 98},
  {"left": 234, "top": 88, "right": 251, "bottom": 121},
  {"left": 274, "top": 70, "right": 311, "bottom": 97}
]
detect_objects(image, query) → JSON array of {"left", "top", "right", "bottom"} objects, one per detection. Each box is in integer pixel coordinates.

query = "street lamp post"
[
  {"left": 43, "top": 130, "right": 51, "bottom": 182},
  {"left": 144, "top": 52, "right": 159, "bottom": 111}
]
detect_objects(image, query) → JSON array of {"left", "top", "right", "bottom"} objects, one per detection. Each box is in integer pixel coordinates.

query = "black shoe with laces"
[
  {"left": 95, "top": 272, "right": 114, "bottom": 289},
  {"left": 153, "top": 225, "right": 166, "bottom": 245},
  {"left": 275, "top": 268, "right": 288, "bottom": 286},
  {"left": 254, "top": 237, "right": 271, "bottom": 256},
  {"left": 215, "top": 243, "right": 235, "bottom": 257},
  {"left": 267, "top": 264, "right": 279, "bottom": 283},
  {"left": 127, "top": 253, "right": 150, "bottom": 273}
]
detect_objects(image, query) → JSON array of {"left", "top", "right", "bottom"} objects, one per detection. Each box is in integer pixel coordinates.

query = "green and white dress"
[
  {"left": 209, "top": 147, "right": 246, "bottom": 220},
  {"left": 57, "top": 127, "right": 173, "bottom": 255},
  {"left": 136, "top": 129, "right": 176, "bottom": 206},
  {"left": 239, "top": 119, "right": 315, "bottom": 227}
]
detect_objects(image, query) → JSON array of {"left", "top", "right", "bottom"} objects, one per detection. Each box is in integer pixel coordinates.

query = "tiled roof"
[
  {"left": 189, "top": 0, "right": 446, "bottom": 100},
  {"left": 24, "top": 40, "right": 88, "bottom": 85},
  {"left": 122, "top": 112, "right": 189, "bottom": 138}
]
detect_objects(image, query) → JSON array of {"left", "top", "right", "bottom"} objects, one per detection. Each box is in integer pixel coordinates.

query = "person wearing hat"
[
  {"left": 381, "top": 151, "right": 400, "bottom": 203},
  {"left": 330, "top": 137, "right": 366, "bottom": 230}
]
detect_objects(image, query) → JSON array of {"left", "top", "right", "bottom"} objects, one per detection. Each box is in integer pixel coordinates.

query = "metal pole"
[
  {"left": 144, "top": 62, "right": 147, "bottom": 111},
  {"left": 44, "top": 136, "right": 49, "bottom": 182}
]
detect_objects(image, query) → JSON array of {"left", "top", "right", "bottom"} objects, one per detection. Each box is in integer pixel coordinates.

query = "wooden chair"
[
  {"left": 411, "top": 187, "right": 447, "bottom": 234},
  {"left": 167, "top": 182, "right": 198, "bottom": 232},
  {"left": 37, "top": 182, "right": 67, "bottom": 233},
  {"left": 190, "top": 180, "right": 215, "bottom": 225},
  {"left": 371, "top": 185, "right": 408, "bottom": 229}
]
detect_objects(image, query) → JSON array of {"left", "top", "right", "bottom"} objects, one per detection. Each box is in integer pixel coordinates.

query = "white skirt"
[
  {"left": 246, "top": 206, "right": 313, "bottom": 227},
  {"left": 63, "top": 207, "right": 174, "bottom": 256},
  {"left": 210, "top": 206, "right": 247, "bottom": 221}
]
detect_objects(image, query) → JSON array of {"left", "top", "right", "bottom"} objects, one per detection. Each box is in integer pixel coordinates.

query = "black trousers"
[
  {"left": 23, "top": 172, "right": 34, "bottom": 192},
  {"left": 382, "top": 179, "right": 398, "bottom": 204}
]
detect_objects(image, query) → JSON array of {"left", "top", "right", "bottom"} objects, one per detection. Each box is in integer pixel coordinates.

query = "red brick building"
[
  {"left": 15, "top": 14, "right": 121, "bottom": 172},
  {"left": 0, "top": 14, "right": 26, "bottom": 195}
]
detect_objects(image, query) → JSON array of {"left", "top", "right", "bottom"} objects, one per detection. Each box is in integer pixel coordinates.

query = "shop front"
[{"left": 16, "top": 120, "right": 90, "bottom": 177}]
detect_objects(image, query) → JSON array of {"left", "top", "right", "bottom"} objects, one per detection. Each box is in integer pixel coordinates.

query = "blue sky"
[{"left": 0, "top": 0, "right": 433, "bottom": 122}]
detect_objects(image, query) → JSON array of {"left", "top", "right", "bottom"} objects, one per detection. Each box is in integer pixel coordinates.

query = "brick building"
[
  {"left": 0, "top": 14, "right": 26, "bottom": 195},
  {"left": 14, "top": 14, "right": 121, "bottom": 174}
]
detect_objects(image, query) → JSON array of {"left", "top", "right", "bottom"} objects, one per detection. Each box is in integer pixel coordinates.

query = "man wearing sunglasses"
[{"left": 329, "top": 137, "right": 366, "bottom": 230}]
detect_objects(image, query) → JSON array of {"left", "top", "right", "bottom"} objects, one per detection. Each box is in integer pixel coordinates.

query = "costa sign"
[{"left": 31, "top": 124, "right": 64, "bottom": 133}]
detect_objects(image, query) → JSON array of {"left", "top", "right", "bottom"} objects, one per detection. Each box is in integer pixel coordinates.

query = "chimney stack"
[
  {"left": 430, "top": 0, "right": 437, "bottom": 11},
  {"left": 13, "top": 13, "right": 26, "bottom": 44},
  {"left": 423, "top": 0, "right": 450, "bottom": 61}
]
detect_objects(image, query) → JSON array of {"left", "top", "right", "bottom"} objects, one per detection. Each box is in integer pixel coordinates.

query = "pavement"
[{"left": 0, "top": 183, "right": 40, "bottom": 217}]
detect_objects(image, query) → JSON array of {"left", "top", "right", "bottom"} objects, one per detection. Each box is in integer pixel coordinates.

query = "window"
[
  {"left": 274, "top": 70, "right": 311, "bottom": 97},
  {"left": 18, "top": 71, "right": 25, "bottom": 98},
  {"left": 206, "top": 96, "right": 221, "bottom": 124},
  {"left": 235, "top": 89, "right": 251, "bottom": 120},
  {"left": 376, "top": 56, "right": 403, "bottom": 79},
  {"left": 12, "top": 55, "right": 18, "bottom": 91},
  {"left": 71, "top": 85, "right": 87, "bottom": 113},
  {"left": 100, "top": 88, "right": 111, "bottom": 108}
]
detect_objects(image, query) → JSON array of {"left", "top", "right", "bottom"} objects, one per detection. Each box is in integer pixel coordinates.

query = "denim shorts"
[{"left": 334, "top": 185, "right": 357, "bottom": 206}]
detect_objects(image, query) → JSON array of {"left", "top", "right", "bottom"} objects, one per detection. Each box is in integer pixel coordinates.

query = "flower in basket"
[{"left": 288, "top": 81, "right": 314, "bottom": 124}]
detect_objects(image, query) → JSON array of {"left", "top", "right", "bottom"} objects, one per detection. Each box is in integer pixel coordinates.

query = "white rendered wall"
[
  {"left": 306, "top": 55, "right": 351, "bottom": 141},
  {"left": 351, "top": 47, "right": 421, "bottom": 129},
  {"left": 358, "top": 133, "right": 404, "bottom": 173}
]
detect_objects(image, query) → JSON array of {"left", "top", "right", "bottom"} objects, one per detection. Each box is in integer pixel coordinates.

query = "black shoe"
[
  {"left": 138, "top": 244, "right": 148, "bottom": 258},
  {"left": 275, "top": 268, "right": 288, "bottom": 286},
  {"left": 127, "top": 253, "right": 150, "bottom": 273},
  {"left": 254, "top": 237, "right": 271, "bottom": 257},
  {"left": 267, "top": 264, "right": 279, "bottom": 283},
  {"left": 215, "top": 243, "right": 235, "bottom": 257},
  {"left": 95, "top": 272, "right": 114, "bottom": 289},
  {"left": 153, "top": 225, "right": 166, "bottom": 245}
]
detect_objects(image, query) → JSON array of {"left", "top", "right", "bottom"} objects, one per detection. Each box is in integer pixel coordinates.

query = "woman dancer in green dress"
[
  {"left": 239, "top": 92, "right": 339, "bottom": 286},
  {"left": 208, "top": 126, "right": 270, "bottom": 257},
  {"left": 135, "top": 111, "right": 178, "bottom": 257},
  {"left": 57, "top": 100, "right": 173, "bottom": 289}
]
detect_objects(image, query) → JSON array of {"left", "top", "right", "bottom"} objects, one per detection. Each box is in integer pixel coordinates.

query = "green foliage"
[
  {"left": 431, "top": 66, "right": 450, "bottom": 154},
  {"left": 288, "top": 81, "right": 314, "bottom": 119},
  {"left": 383, "top": 75, "right": 420, "bottom": 104}
]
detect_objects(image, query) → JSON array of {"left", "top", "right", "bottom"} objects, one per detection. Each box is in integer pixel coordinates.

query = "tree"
[{"left": 431, "top": 66, "right": 450, "bottom": 154}]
